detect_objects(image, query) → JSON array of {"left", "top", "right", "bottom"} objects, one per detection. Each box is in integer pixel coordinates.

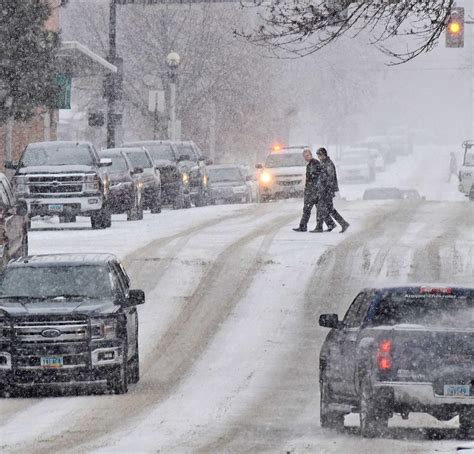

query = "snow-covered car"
[
  {"left": 0, "top": 254, "right": 145, "bottom": 396},
  {"left": 459, "top": 142, "right": 474, "bottom": 201},
  {"left": 256, "top": 147, "right": 307, "bottom": 201},
  {"left": 319, "top": 286, "right": 473, "bottom": 438},
  {"left": 208, "top": 165, "right": 252, "bottom": 204},
  {"left": 338, "top": 151, "right": 374, "bottom": 183}
]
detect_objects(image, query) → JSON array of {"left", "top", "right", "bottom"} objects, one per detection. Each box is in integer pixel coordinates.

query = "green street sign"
[{"left": 56, "top": 74, "right": 72, "bottom": 109}]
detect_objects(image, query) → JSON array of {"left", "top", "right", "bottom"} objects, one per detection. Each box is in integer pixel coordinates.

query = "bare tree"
[{"left": 243, "top": 0, "right": 455, "bottom": 64}]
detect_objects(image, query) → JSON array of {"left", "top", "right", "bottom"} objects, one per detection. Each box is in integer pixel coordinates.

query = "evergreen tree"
[{"left": 0, "top": 0, "right": 60, "bottom": 125}]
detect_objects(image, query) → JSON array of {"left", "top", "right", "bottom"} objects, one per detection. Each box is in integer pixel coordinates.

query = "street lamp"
[{"left": 166, "top": 51, "right": 180, "bottom": 141}]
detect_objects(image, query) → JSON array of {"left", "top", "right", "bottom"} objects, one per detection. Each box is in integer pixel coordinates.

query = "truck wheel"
[
  {"left": 184, "top": 193, "right": 192, "bottom": 209},
  {"left": 459, "top": 408, "right": 474, "bottom": 438},
  {"left": 173, "top": 186, "right": 185, "bottom": 210},
  {"left": 359, "top": 378, "right": 389, "bottom": 438},
  {"left": 127, "top": 191, "right": 143, "bottom": 221},
  {"left": 320, "top": 380, "right": 345, "bottom": 430},
  {"left": 21, "top": 234, "right": 28, "bottom": 257},
  {"left": 108, "top": 357, "right": 128, "bottom": 394},
  {"left": 150, "top": 190, "right": 162, "bottom": 214},
  {"left": 91, "top": 206, "right": 111, "bottom": 230},
  {"left": 128, "top": 338, "right": 140, "bottom": 384}
]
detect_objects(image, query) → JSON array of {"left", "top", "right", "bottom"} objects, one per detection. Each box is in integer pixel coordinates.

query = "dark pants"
[
  {"left": 299, "top": 194, "right": 318, "bottom": 230},
  {"left": 319, "top": 196, "right": 347, "bottom": 227}
]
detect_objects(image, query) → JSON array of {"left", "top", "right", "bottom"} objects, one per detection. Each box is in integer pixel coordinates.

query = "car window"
[
  {"left": 102, "top": 155, "right": 129, "bottom": 173},
  {"left": 265, "top": 153, "right": 306, "bottom": 168},
  {"left": 176, "top": 144, "right": 198, "bottom": 161},
  {"left": 464, "top": 152, "right": 474, "bottom": 166},
  {"left": 126, "top": 151, "right": 153, "bottom": 169},
  {"left": 21, "top": 143, "right": 94, "bottom": 167},
  {"left": 343, "top": 293, "right": 372, "bottom": 328}
]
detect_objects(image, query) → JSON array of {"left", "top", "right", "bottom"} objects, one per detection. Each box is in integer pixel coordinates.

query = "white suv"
[
  {"left": 459, "top": 141, "right": 474, "bottom": 200},
  {"left": 256, "top": 147, "right": 308, "bottom": 201}
]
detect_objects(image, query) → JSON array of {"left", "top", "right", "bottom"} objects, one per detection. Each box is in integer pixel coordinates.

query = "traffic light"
[{"left": 446, "top": 7, "right": 464, "bottom": 48}]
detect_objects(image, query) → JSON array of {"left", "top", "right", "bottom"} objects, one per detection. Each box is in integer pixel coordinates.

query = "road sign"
[
  {"left": 148, "top": 90, "right": 165, "bottom": 113},
  {"left": 55, "top": 74, "right": 72, "bottom": 109}
]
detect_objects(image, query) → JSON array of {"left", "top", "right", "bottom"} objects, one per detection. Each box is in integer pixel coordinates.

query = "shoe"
[
  {"left": 310, "top": 228, "right": 324, "bottom": 233},
  {"left": 293, "top": 227, "right": 307, "bottom": 232},
  {"left": 340, "top": 222, "right": 350, "bottom": 233},
  {"left": 325, "top": 225, "right": 336, "bottom": 232}
]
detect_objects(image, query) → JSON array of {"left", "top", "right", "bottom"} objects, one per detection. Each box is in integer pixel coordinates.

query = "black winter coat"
[
  {"left": 319, "top": 158, "right": 339, "bottom": 198},
  {"left": 305, "top": 158, "right": 321, "bottom": 198}
]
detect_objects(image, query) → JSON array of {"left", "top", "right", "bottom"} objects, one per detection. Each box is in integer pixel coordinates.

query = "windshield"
[
  {"left": 371, "top": 293, "right": 473, "bottom": 329},
  {"left": 209, "top": 167, "right": 244, "bottom": 183},
  {"left": 103, "top": 155, "right": 128, "bottom": 173},
  {"left": 464, "top": 152, "right": 474, "bottom": 166},
  {"left": 175, "top": 144, "right": 198, "bottom": 161},
  {"left": 21, "top": 144, "right": 93, "bottom": 167},
  {"left": 126, "top": 152, "right": 153, "bottom": 169},
  {"left": 265, "top": 153, "right": 306, "bottom": 168},
  {"left": 128, "top": 143, "right": 176, "bottom": 162},
  {"left": 0, "top": 265, "right": 113, "bottom": 299}
]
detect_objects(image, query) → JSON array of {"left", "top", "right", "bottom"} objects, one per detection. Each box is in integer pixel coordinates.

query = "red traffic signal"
[{"left": 446, "top": 7, "right": 464, "bottom": 48}]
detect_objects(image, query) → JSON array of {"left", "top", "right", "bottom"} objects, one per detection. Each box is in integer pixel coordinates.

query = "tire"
[
  {"left": 150, "top": 190, "right": 162, "bottom": 214},
  {"left": 128, "top": 336, "right": 140, "bottom": 385},
  {"left": 184, "top": 193, "right": 192, "bottom": 209},
  {"left": 108, "top": 346, "right": 128, "bottom": 395},
  {"left": 127, "top": 191, "right": 143, "bottom": 221},
  {"left": 173, "top": 185, "right": 185, "bottom": 210},
  {"left": 320, "top": 379, "right": 345, "bottom": 430},
  {"left": 91, "top": 205, "right": 111, "bottom": 230},
  {"left": 359, "top": 378, "right": 389, "bottom": 438},
  {"left": 459, "top": 408, "right": 474, "bottom": 438}
]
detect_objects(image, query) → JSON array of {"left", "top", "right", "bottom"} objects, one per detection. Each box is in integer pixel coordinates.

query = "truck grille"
[
  {"left": 29, "top": 184, "right": 83, "bottom": 194},
  {"left": 13, "top": 319, "right": 90, "bottom": 370},
  {"left": 28, "top": 176, "right": 83, "bottom": 183}
]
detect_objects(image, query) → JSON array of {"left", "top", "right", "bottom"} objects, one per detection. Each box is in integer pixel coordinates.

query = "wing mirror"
[
  {"left": 131, "top": 167, "right": 144, "bottom": 175},
  {"left": 99, "top": 158, "right": 112, "bottom": 167},
  {"left": 4, "top": 161, "right": 18, "bottom": 170},
  {"left": 127, "top": 289, "right": 145, "bottom": 307},
  {"left": 319, "top": 314, "right": 341, "bottom": 329},
  {"left": 178, "top": 154, "right": 190, "bottom": 162}
]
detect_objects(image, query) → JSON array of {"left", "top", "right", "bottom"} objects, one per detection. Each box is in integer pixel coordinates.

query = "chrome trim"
[{"left": 91, "top": 347, "right": 123, "bottom": 366}]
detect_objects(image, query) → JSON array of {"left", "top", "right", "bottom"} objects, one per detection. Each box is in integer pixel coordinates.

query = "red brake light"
[
  {"left": 420, "top": 287, "right": 452, "bottom": 295},
  {"left": 377, "top": 339, "right": 392, "bottom": 371}
]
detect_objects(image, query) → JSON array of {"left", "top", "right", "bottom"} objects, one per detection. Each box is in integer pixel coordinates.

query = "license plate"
[
  {"left": 443, "top": 384, "right": 470, "bottom": 397},
  {"left": 48, "top": 204, "right": 64, "bottom": 212},
  {"left": 40, "top": 356, "right": 63, "bottom": 368}
]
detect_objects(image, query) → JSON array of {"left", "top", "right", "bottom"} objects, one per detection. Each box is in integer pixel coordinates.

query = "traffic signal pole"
[{"left": 106, "top": 0, "right": 117, "bottom": 148}]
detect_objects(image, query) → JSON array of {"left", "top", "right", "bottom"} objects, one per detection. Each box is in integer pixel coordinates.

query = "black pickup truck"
[
  {"left": 0, "top": 254, "right": 145, "bottom": 395},
  {"left": 319, "top": 286, "right": 473, "bottom": 438}
]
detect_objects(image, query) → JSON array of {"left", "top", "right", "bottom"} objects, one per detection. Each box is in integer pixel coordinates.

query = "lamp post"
[{"left": 166, "top": 51, "right": 180, "bottom": 141}]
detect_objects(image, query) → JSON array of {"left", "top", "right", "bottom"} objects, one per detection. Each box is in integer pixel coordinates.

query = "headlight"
[
  {"left": 260, "top": 172, "right": 272, "bottom": 184},
  {"left": 182, "top": 173, "right": 189, "bottom": 183},
  {"left": 91, "top": 318, "right": 117, "bottom": 340},
  {"left": 203, "top": 175, "right": 208, "bottom": 186}
]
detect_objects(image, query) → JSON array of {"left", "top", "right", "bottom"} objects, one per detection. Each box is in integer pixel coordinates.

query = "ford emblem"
[{"left": 41, "top": 329, "right": 61, "bottom": 338}]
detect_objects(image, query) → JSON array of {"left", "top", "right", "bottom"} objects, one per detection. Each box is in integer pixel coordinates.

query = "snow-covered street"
[{"left": 0, "top": 147, "right": 472, "bottom": 453}]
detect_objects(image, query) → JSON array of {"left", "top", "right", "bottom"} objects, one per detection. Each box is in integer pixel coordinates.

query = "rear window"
[
  {"left": 371, "top": 292, "right": 473, "bottom": 329},
  {"left": 126, "top": 151, "right": 153, "bottom": 169}
]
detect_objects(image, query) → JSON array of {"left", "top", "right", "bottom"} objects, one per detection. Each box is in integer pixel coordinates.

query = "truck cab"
[{"left": 459, "top": 140, "right": 474, "bottom": 200}]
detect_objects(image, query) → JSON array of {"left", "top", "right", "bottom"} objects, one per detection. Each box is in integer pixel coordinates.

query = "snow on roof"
[{"left": 11, "top": 254, "right": 118, "bottom": 266}]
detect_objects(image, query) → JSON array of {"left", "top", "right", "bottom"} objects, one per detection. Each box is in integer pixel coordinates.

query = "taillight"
[{"left": 377, "top": 339, "right": 392, "bottom": 371}]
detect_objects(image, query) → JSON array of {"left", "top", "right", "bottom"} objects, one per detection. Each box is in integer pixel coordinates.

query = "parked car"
[
  {"left": 363, "top": 187, "right": 403, "bottom": 200},
  {"left": 98, "top": 149, "right": 146, "bottom": 220},
  {"left": 256, "top": 147, "right": 308, "bottom": 201},
  {"left": 170, "top": 140, "right": 212, "bottom": 207},
  {"left": 338, "top": 151, "right": 374, "bottom": 183},
  {"left": 0, "top": 254, "right": 145, "bottom": 395},
  {"left": 459, "top": 141, "right": 474, "bottom": 201},
  {"left": 0, "top": 173, "right": 28, "bottom": 270},
  {"left": 319, "top": 286, "right": 473, "bottom": 438},
  {"left": 122, "top": 141, "right": 191, "bottom": 209},
  {"left": 8, "top": 141, "right": 112, "bottom": 230},
  {"left": 208, "top": 165, "right": 252, "bottom": 204},
  {"left": 121, "top": 148, "right": 162, "bottom": 214},
  {"left": 240, "top": 165, "right": 259, "bottom": 203}
]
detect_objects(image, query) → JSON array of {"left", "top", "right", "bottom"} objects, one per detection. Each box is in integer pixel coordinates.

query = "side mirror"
[
  {"left": 255, "top": 163, "right": 263, "bottom": 169},
  {"left": 127, "top": 289, "right": 145, "bottom": 306},
  {"left": 4, "top": 161, "right": 18, "bottom": 170},
  {"left": 131, "top": 167, "right": 144, "bottom": 175},
  {"left": 319, "top": 313, "right": 341, "bottom": 329},
  {"left": 178, "top": 154, "right": 190, "bottom": 162},
  {"left": 16, "top": 200, "right": 28, "bottom": 217},
  {"left": 99, "top": 158, "right": 112, "bottom": 168}
]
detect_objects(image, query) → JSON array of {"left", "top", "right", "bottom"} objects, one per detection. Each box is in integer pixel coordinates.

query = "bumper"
[
  {"left": 259, "top": 181, "right": 304, "bottom": 199},
  {"left": 24, "top": 195, "right": 104, "bottom": 217},
  {"left": 374, "top": 381, "right": 474, "bottom": 409}
]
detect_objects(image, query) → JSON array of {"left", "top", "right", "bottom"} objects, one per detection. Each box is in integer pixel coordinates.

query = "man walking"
[
  {"left": 293, "top": 148, "right": 321, "bottom": 232},
  {"left": 316, "top": 147, "right": 350, "bottom": 233}
]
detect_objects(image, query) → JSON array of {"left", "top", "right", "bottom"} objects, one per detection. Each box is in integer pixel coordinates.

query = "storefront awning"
[{"left": 57, "top": 41, "right": 117, "bottom": 77}]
